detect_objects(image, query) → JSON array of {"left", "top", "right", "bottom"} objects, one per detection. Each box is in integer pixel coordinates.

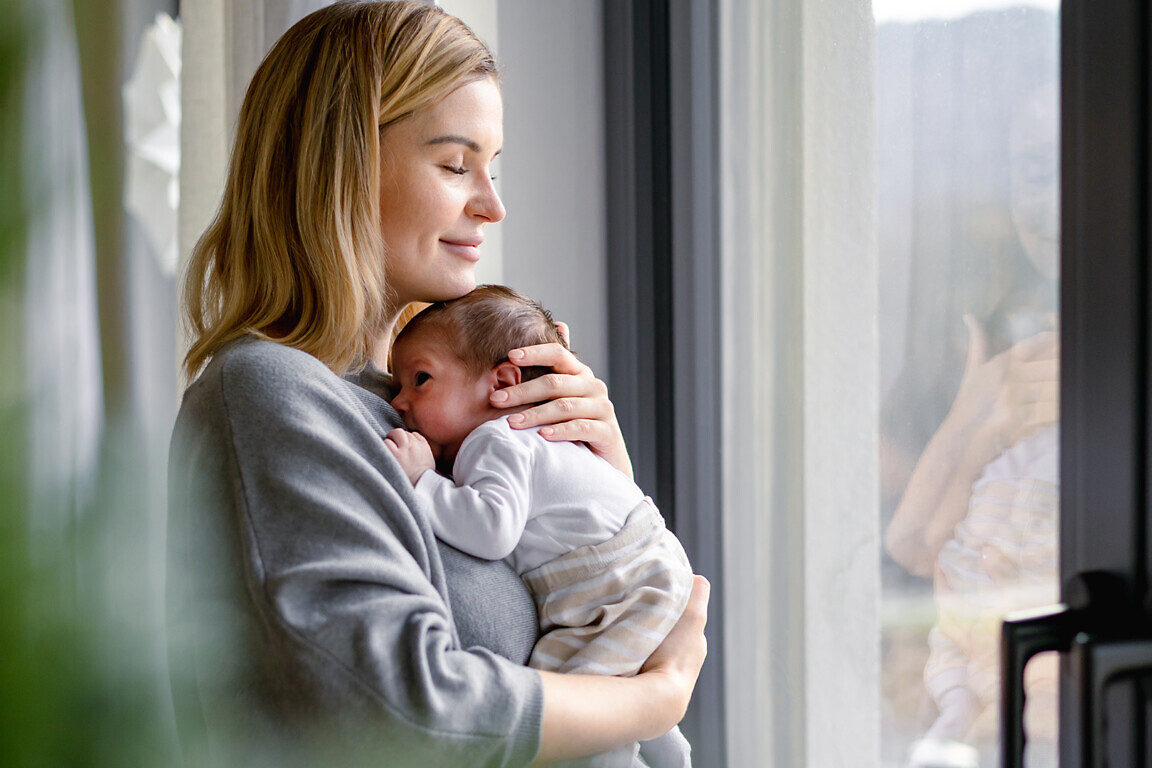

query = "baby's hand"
[{"left": 384, "top": 428, "right": 435, "bottom": 486}]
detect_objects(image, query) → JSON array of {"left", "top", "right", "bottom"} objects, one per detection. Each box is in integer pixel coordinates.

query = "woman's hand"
[
  {"left": 490, "top": 328, "right": 634, "bottom": 479},
  {"left": 384, "top": 428, "right": 434, "bottom": 486},
  {"left": 885, "top": 316, "right": 1059, "bottom": 574},
  {"left": 979, "top": 330, "right": 1058, "bottom": 455},
  {"left": 533, "top": 576, "right": 710, "bottom": 765},
  {"left": 948, "top": 315, "right": 1059, "bottom": 462},
  {"left": 639, "top": 574, "right": 711, "bottom": 708}
]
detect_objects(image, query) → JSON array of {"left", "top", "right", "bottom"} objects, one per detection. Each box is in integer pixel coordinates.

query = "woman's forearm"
[
  {"left": 533, "top": 668, "right": 687, "bottom": 764},
  {"left": 886, "top": 413, "right": 986, "bottom": 575}
]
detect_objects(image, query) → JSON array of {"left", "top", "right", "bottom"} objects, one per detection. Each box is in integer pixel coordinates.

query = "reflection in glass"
[{"left": 876, "top": 6, "right": 1059, "bottom": 767}]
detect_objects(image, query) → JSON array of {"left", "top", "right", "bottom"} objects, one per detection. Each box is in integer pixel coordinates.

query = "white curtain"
[
  {"left": 719, "top": 0, "right": 880, "bottom": 764},
  {"left": 23, "top": 0, "right": 104, "bottom": 540}
]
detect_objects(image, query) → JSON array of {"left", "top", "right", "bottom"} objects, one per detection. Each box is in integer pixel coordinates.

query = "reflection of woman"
[
  {"left": 166, "top": 4, "right": 707, "bottom": 765},
  {"left": 885, "top": 83, "right": 1059, "bottom": 763},
  {"left": 885, "top": 81, "right": 1058, "bottom": 574}
]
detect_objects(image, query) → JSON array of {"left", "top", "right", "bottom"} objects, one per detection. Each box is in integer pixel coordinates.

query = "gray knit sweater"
[{"left": 167, "top": 338, "right": 543, "bottom": 767}]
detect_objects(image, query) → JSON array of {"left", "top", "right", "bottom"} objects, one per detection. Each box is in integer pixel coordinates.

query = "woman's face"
[{"left": 379, "top": 77, "right": 506, "bottom": 310}]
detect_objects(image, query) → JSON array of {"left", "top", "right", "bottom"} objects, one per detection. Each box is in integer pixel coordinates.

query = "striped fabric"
[
  {"left": 927, "top": 476, "right": 1059, "bottom": 741},
  {"left": 522, "top": 498, "right": 693, "bottom": 676}
]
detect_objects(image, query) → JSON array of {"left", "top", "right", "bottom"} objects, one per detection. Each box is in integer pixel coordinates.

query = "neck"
[{"left": 372, "top": 302, "right": 405, "bottom": 371}]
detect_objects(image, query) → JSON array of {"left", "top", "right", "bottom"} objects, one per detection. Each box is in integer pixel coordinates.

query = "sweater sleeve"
[
  {"left": 414, "top": 420, "right": 535, "bottom": 562},
  {"left": 167, "top": 341, "right": 542, "bottom": 767}
]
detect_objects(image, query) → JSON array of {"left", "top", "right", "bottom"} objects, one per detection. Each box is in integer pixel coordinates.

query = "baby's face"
[{"left": 390, "top": 335, "right": 496, "bottom": 467}]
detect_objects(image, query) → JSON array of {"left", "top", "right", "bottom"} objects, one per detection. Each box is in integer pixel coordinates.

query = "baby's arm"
[
  {"left": 391, "top": 422, "right": 534, "bottom": 562},
  {"left": 383, "top": 428, "right": 434, "bottom": 485}
]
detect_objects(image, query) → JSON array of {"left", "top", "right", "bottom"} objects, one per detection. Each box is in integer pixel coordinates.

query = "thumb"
[{"left": 962, "top": 314, "right": 988, "bottom": 373}]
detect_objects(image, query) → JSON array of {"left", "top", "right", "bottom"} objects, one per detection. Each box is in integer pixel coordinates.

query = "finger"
[
  {"left": 1008, "top": 379, "right": 1059, "bottom": 407},
  {"left": 644, "top": 575, "right": 710, "bottom": 669},
  {"left": 1010, "top": 330, "right": 1060, "bottom": 361},
  {"left": 981, "top": 545, "right": 1019, "bottom": 581},
  {"left": 962, "top": 314, "right": 988, "bottom": 373},
  {"left": 1011, "top": 357, "right": 1059, "bottom": 385},
  {"left": 1017, "top": 401, "right": 1059, "bottom": 436},
  {"left": 533, "top": 418, "right": 606, "bottom": 444},
  {"left": 683, "top": 575, "right": 711, "bottom": 629},
  {"left": 507, "top": 397, "right": 611, "bottom": 432},
  {"left": 507, "top": 342, "right": 590, "bottom": 376},
  {"left": 495, "top": 372, "right": 608, "bottom": 411}
]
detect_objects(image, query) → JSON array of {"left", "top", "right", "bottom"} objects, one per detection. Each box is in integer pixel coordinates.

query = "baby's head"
[{"left": 390, "top": 285, "right": 569, "bottom": 467}]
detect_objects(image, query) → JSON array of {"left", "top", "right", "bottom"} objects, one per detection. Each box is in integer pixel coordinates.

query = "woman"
[{"left": 167, "top": 2, "right": 708, "bottom": 766}]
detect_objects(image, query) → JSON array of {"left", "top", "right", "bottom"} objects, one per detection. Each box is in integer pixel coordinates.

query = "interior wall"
[
  {"left": 187, "top": 0, "right": 609, "bottom": 381},
  {"left": 494, "top": 0, "right": 609, "bottom": 380}
]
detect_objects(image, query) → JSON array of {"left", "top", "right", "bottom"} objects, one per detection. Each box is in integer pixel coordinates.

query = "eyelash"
[{"left": 443, "top": 165, "right": 498, "bottom": 182}]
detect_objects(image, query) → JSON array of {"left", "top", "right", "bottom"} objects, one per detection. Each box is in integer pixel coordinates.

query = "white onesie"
[{"left": 412, "top": 415, "right": 694, "bottom": 768}]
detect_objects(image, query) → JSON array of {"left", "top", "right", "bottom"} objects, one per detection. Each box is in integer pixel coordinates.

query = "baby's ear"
[{"left": 493, "top": 361, "right": 522, "bottom": 390}]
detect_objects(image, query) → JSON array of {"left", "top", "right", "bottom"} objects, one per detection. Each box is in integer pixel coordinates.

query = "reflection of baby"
[
  {"left": 903, "top": 82, "right": 1061, "bottom": 767},
  {"left": 923, "top": 428, "right": 1058, "bottom": 746},
  {"left": 384, "top": 285, "right": 694, "bottom": 768}
]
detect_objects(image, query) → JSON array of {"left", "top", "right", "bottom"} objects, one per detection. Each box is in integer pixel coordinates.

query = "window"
[{"left": 717, "top": 1, "right": 1060, "bottom": 766}]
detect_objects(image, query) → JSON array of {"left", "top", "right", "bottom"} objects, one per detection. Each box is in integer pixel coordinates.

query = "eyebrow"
[{"left": 425, "top": 134, "right": 501, "bottom": 156}]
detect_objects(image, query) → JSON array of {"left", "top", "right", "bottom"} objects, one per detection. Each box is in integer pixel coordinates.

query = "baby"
[{"left": 384, "top": 285, "right": 694, "bottom": 768}]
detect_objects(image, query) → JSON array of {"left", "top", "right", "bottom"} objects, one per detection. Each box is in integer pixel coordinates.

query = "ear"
[
  {"left": 554, "top": 321, "right": 571, "bottom": 346},
  {"left": 492, "top": 361, "right": 522, "bottom": 390}
]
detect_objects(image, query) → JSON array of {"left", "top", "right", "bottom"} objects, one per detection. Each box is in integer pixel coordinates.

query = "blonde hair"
[
  {"left": 394, "top": 285, "right": 569, "bottom": 382},
  {"left": 181, "top": 0, "right": 498, "bottom": 378}
]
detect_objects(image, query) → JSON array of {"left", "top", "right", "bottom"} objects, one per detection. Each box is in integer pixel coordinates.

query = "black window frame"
[{"left": 603, "top": 1, "right": 726, "bottom": 764}]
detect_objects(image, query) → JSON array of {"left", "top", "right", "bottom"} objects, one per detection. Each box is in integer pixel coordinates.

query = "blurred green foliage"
[
  {"left": 0, "top": 1, "right": 178, "bottom": 765},
  {"left": 0, "top": 0, "right": 37, "bottom": 761}
]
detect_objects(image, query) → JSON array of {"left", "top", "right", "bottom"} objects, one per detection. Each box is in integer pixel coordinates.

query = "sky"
[{"left": 873, "top": 0, "right": 1059, "bottom": 23}]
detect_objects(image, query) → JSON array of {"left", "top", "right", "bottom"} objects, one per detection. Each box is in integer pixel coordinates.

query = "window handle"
[
  {"left": 1070, "top": 635, "right": 1152, "bottom": 768},
  {"left": 1000, "top": 603, "right": 1079, "bottom": 768},
  {"left": 1000, "top": 571, "right": 1128, "bottom": 768}
]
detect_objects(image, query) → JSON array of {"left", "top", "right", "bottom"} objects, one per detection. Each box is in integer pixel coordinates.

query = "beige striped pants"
[
  {"left": 522, "top": 499, "right": 694, "bottom": 767},
  {"left": 522, "top": 497, "right": 693, "bottom": 677}
]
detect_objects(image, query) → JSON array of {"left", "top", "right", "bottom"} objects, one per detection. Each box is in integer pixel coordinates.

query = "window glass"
[{"left": 876, "top": 5, "right": 1060, "bottom": 767}]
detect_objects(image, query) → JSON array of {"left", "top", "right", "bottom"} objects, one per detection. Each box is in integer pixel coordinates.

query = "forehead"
[
  {"left": 400, "top": 77, "right": 504, "bottom": 150},
  {"left": 393, "top": 332, "right": 453, "bottom": 368}
]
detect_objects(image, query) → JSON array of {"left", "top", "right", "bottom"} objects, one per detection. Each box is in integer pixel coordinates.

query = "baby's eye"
[{"left": 414, "top": 371, "right": 431, "bottom": 385}]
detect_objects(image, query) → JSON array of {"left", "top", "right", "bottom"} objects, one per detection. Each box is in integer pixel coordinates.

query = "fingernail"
[
  {"left": 491, "top": 390, "right": 508, "bottom": 403},
  {"left": 539, "top": 426, "right": 554, "bottom": 437},
  {"left": 509, "top": 349, "right": 525, "bottom": 360},
  {"left": 508, "top": 413, "right": 524, "bottom": 424}
]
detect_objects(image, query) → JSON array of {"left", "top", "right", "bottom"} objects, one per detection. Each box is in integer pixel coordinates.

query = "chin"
[{"left": 429, "top": 275, "right": 477, "bottom": 302}]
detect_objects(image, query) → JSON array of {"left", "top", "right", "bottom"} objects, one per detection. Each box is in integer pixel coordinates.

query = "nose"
[
  {"left": 470, "top": 174, "right": 506, "bottom": 223},
  {"left": 391, "top": 389, "right": 410, "bottom": 418}
]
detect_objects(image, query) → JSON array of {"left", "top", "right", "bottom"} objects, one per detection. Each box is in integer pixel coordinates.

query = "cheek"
[
  {"left": 420, "top": 182, "right": 466, "bottom": 228},
  {"left": 379, "top": 167, "right": 432, "bottom": 245}
]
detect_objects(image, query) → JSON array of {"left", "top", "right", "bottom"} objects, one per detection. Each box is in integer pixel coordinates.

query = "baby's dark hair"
[{"left": 395, "top": 285, "right": 571, "bottom": 381}]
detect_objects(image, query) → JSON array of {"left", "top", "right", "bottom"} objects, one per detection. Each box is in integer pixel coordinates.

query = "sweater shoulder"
[
  {"left": 183, "top": 339, "right": 360, "bottom": 423},
  {"left": 199, "top": 338, "right": 339, "bottom": 394}
]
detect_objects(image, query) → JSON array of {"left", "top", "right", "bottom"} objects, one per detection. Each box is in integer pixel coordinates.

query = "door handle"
[
  {"left": 1070, "top": 635, "right": 1152, "bottom": 768},
  {"left": 1000, "top": 603, "right": 1080, "bottom": 768},
  {"left": 1000, "top": 571, "right": 1129, "bottom": 768}
]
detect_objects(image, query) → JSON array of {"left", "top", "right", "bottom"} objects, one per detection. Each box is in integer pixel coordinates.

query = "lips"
[{"left": 441, "top": 237, "right": 483, "bottom": 262}]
